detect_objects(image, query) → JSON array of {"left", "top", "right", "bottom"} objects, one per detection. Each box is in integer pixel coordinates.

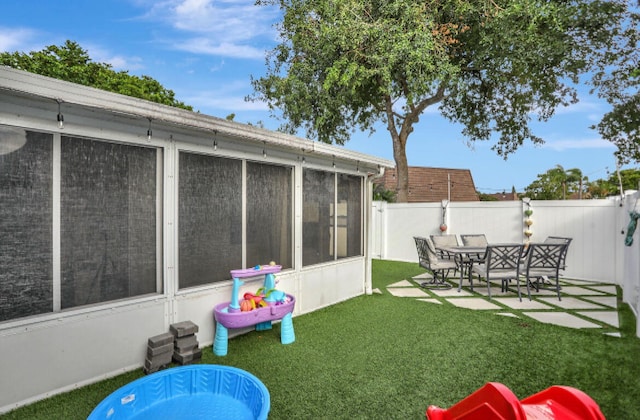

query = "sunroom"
[{"left": 0, "top": 67, "right": 393, "bottom": 412}]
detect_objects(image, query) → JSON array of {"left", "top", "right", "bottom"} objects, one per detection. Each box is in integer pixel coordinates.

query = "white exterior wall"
[
  {"left": 621, "top": 192, "right": 640, "bottom": 337},
  {"left": 0, "top": 68, "right": 393, "bottom": 413}
]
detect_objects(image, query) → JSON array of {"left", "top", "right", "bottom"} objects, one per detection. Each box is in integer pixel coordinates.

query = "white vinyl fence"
[{"left": 372, "top": 195, "right": 640, "bottom": 337}]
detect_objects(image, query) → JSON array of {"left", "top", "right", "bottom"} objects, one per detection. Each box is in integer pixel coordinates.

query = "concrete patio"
[{"left": 383, "top": 273, "right": 621, "bottom": 337}]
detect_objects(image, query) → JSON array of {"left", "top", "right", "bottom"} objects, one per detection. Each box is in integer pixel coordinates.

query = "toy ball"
[
  {"left": 240, "top": 299, "right": 253, "bottom": 312},
  {"left": 269, "top": 261, "right": 276, "bottom": 266},
  {"left": 254, "top": 265, "right": 261, "bottom": 270}
]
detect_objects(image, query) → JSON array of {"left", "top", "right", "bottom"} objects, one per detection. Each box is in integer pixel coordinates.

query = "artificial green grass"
[{"left": 4, "top": 259, "right": 640, "bottom": 419}]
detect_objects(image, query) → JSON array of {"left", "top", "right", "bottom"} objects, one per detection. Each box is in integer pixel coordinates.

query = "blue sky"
[{"left": 0, "top": 0, "right": 626, "bottom": 193}]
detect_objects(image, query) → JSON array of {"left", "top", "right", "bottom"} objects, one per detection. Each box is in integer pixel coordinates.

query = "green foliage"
[
  {"left": 250, "top": 0, "right": 633, "bottom": 202},
  {"left": 524, "top": 165, "right": 587, "bottom": 200},
  {"left": 618, "top": 168, "right": 640, "bottom": 191},
  {"left": 525, "top": 165, "right": 640, "bottom": 199},
  {"left": 373, "top": 183, "right": 396, "bottom": 202},
  {"left": 0, "top": 40, "right": 192, "bottom": 110},
  {"left": 582, "top": 167, "right": 640, "bottom": 198},
  {"left": 525, "top": 169, "right": 565, "bottom": 200},
  {"left": 605, "top": 168, "right": 640, "bottom": 195},
  {"left": 591, "top": 9, "right": 640, "bottom": 162},
  {"left": 588, "top": 178, "right": 618, "bottom": 199},
  {"left": 478, "top": 192, "right": 499, "bottom": 201}
]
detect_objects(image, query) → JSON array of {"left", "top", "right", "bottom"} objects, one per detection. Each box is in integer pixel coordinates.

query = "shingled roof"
[{"left": 376, "top": 166, "right": 479, "bottom": 202}]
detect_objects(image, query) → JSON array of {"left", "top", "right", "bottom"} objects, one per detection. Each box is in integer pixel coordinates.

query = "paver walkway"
[{"left": 384, "top": 274, "right": 621, "bottom": 337}]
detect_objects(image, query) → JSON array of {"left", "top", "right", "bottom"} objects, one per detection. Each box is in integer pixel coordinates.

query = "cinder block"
[
  {"left": 144, "top": 353, "right": 172, "bottom": 371},
  {"left": 147, "top": 332, "right": 175, "bottom": 348},
  {"left": 143, "top": 365, "right": 160, "bottom": 375},
  {"left": 143, "top": 363, "right": 168, "bottom": 375},
  {"left": 173, "top": 347, "right": 202, "bottom": 365},
  {"left": 150, "top": 350, "right": 174, "bottom": 365},
  {"left": 147, "top": 342, "right": 174, "bottom": 358},
  {"left": 174, "top": 335, "right": 198, "bottom": 352},
  {"left": 170, "top": 321, "right": 199, "bottom": 338}
]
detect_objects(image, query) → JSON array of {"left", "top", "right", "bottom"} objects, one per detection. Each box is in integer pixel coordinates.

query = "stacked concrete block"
[
  {"left": 170, "top": 321, "right": 202, "bottom": 365},
  {"left": 144, "top": 332, "right": 175, "bottom": 374}
]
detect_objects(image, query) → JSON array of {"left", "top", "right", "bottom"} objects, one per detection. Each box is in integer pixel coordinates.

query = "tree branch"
[
  {"left": 402, "top": 82, "right": 447, "bottom": 132},
  {"left": 384, "top": 94, "right": 400, "bottom": 142}
]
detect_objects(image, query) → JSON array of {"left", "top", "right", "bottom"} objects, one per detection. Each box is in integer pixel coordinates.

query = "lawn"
[{"left": 3, "top": 259, "right": 640, "bottom": 419}]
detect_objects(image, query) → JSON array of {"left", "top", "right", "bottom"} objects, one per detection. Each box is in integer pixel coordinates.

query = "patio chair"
[
  {"left": 460, "top": 233, "right": 488, "bottom": 263},
  {"left": 523, "top": 243, "right": 568, "bottom": 301},
  {"left": 460, "top": 234, "right": 488, "bottom": 248},
  {"left": 543, "top": 236, "right": 572, "bottom": 271},
  {"left": 414, "top": 236, "right": 456, "bottom": 289},
  {"left": 430, "top": 234, "right": 459, "bottom": 256},
  {"left": 472, "top": 244, "right": 524, "bottom": 300}
]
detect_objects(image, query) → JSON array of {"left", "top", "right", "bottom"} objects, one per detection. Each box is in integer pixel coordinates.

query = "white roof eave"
[{"left": 0, "top": 66, "right": 395, "bottom": 169}]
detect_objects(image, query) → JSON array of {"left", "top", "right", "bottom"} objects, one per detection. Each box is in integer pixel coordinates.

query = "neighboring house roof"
[
  {"left": 485, "top": 190, "right": 520, "bottom": 201},
  {"left": 376, "top": 166, "right": 479, "bottom": 202}
]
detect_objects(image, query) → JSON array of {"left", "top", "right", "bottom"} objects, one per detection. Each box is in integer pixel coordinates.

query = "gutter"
[{"left": 365, "top": 165, "right": 388, "bottom": 295}]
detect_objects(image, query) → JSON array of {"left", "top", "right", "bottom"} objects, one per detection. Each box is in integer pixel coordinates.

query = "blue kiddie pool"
[{"left": 88, "top": 365, "right": 270, "bottom": 419}]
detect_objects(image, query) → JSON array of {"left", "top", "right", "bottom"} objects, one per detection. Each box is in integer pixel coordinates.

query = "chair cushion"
[
  {"left": 473, "top": 265, "right": 517, "bottom": 279},
  {"left": 487, "top": 268, "right": 519, "bottom": 279},
  {"left": 463, "top": 235, "right": 488, "bottom": 247},
  {"left": 432, "top": 260, "right": 458, "bottom": 270},
  {"left": 472, "top": 264, "right": 488, "bottom": 276},
  {"left": 527, "top": 268, "right": 557, "bottom": 277}
]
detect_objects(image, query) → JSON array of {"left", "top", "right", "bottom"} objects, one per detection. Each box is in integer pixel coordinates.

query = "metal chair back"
[
  {"left": 524, "top": 243, "right": 567, "bottom": 300},
  {"left": 413, "top": 236, "right": 455, "bottom": 289},
  {"left": 543, "top": 236, "right": 572, "bottom": 270},
  {"left": 479, "top": 244, "right": 524, "bottom": 299}
]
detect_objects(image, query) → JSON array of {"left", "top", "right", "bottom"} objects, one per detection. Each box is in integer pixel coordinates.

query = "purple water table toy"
[{"left": 213, "top": 265, "right": 295, "bottom": 356}]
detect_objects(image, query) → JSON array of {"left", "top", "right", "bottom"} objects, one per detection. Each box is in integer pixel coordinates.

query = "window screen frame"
[
  {"left": 175, "top": 148, "right": 296, "bottom": 291},
  {"left": 302, "top": 168, "right": 364, "bottom": 267},
  {"left": 0, "top": 125, "right": 164, "bottom": 325}
]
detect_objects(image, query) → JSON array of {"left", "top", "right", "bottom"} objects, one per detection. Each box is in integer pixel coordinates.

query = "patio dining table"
[{"left": 437, "top": 245, "right": 487, "bottom": 292}]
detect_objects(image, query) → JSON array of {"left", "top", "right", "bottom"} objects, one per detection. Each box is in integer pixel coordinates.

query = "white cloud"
[
  {"left": 85, "top": 44, "right": 145, "bottom": 71},
  {"left": 171, "top": 0, "right": 277, "bottom": 38},
  {"left": 543, "top": 137, "right": 615, "bottom": 151},
  {"left": 554, "top": 99, "right": 605, "bottom": 116},
  {"left": 0, "top": 27, "right": 43, "bottom": 52},
  {"left": 193, "top": 94, "right": 269, "bottom": 111},
  {"left": 175, "top": 38, "right": 267, "bottom": 59},
  {"left": 184, "top": 79, "right": 269, "bottom": 111},
  {"left": 144, "top": 0, "right": 279, "bottom": 58},
  {"left": 106, "top": 55, "right": 144, "bottom": 71}
]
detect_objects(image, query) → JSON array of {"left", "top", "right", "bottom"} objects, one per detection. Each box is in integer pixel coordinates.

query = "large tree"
[
  {"left": 0, "top": 40, "right": 193, "bottom": 110},
  {"left": 250, "top": 0, "right": 634, "bottom": 202},
  {"left": 591, "top": 9, "right": 639, "bottom": 163}
]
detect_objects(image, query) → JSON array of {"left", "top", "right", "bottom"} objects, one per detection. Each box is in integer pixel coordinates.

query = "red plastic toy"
[{"left": 426, "top": 382, "right": 605, "bottom": 420}]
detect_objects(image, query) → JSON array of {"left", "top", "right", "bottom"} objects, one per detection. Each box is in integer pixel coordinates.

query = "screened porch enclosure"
[{"left": 0, "top": 67, "right": 392, "bottom": 413}]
